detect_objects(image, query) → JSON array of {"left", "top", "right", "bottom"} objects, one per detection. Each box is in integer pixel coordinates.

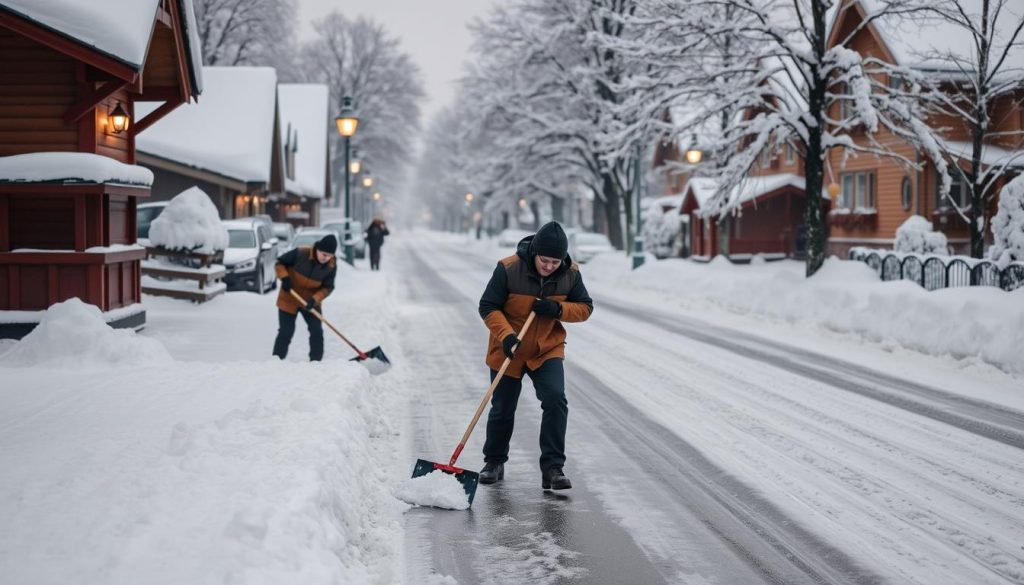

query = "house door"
[{"left": 718, "top": 218, "right": 730, "bottom": 257}]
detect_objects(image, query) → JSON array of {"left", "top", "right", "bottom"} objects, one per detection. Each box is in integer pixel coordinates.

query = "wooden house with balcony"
[
  {"left": 824, "top": 0, "right": 1024, "bottom": 257},
  {"left": 136, "top": 66, "right": 279, "bottom": 222},
  {"left": 0, "top": 0, "right": 202, "bottom": 338}
]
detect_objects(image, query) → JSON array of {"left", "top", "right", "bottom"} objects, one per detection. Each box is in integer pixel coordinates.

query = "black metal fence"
[{"left": 849, "top": 249, "right": 1024, "bottom": 292}]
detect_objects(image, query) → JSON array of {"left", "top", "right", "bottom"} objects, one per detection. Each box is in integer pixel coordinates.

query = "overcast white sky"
[{"left": 294, "top": 0, "right": 499, "bottom": 124}]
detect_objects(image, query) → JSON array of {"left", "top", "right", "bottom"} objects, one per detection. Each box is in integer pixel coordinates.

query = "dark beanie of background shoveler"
[
  {"left": 530, "top": 222, "right": 568, "bottom": 260},
  {"left": 315, "top": 234, "right": 338, "bottom": 254}
]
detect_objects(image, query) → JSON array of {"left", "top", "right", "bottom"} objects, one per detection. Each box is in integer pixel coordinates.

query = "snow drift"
[{"left": 0, "top": 298, "right": 170, "bottom": 368}]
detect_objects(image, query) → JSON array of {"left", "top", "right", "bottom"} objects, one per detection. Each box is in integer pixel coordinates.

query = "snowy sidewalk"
[{"left": 0, "top": 262, "right": 413, "bottom": 585}]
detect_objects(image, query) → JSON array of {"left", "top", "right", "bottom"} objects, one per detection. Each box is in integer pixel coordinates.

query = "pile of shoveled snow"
[
  {"left": 149, "top": 186, "right": 228, "bottom": 253},
  {"left": 393, "top": 471, "right": 471, "bottom": 510},
  {"left": 584, "top": 254, "right": 1024, "bottom": 375},
  {"left": 0, "top": 298, "right": 170, "bottom": 367}
]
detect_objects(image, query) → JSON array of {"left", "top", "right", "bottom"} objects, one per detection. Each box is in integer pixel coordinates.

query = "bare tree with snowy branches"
[
  {"left": 603, "top": 0, "right": 944, "bottom": 275},
  {"left": 298, "top": 13, "right": 425, "bottom": 207},
  {"left": 193, "top": 0, "right": 297, "bottom": 70}
]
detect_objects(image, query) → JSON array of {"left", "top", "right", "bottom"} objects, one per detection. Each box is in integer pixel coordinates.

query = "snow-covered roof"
[
  {"left": 850, "top": 0, "right": 1024, "bottom": 77},
  {"left": 940, "top": 139, "right": 1024, "bottom": 170},
  {"left": 277, "top": 84, "right": 329, "bottom": 199},
  {"left": 136, "top": 67, "right": 278, "bottom": 184},
  {"left": 0, "top": 152, "right": 153, "bottom": 186},
  {"left": 683, "top": 173, "right": 829, "bottom": 210},
  {"left": 0, "top": 0, "right": 202, "bottom": 89}
]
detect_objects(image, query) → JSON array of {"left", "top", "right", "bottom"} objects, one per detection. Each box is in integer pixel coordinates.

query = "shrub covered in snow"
[
  {"left": 990, "top": 175, "right": 1024, "bottom": 265},
  {"left": 642, "top": 197, "right": 683, "bottom": 259},
  {"left": 149, "top": 187, "right": 228, "bottom": 253},
  {"left": 894, "top": 215, "right": 948, "bottom": 255}
]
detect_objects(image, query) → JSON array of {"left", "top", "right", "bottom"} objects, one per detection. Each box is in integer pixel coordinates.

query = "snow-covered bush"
[
  {"left": 642, "top": 197, "right": 683, "bottom": 259},
  {"left": 989, "top": 175, "right": 1024, "bottom": 265},
  {"left": 149, "top": 187, "right": 228, "bottom": 253},
  {"left": 894, "top": 215, "right": 948, "bottom": 255}
]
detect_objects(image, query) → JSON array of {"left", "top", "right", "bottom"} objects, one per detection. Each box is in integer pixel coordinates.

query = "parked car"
[
  {"left": 569, "top": 231, "right": 615, "bottom": 263},
  {"left": 288, "top": 228, "right": 341, "bottom": 257},
  {"left": 497, "top": 228, "right": 532, "bottom": 248},
  {"left": 271, "top": 222, "right": 296, "bottom": 250},
  {"left": 321, "top": 219, "right": 365, "bottom": 258},
  {"left": 136, "top": 201, "right": 169, "bottom": 240},
  {"left": 221, "top": 218, "right": 279, "bottom": 293}
]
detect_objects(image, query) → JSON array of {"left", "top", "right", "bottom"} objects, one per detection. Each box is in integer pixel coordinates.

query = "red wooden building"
[
  {"left": 680, "top": 174, "right": 830, "bottom": 261},
  {"left": 0, "top": 0, "right": 202, "bottom": 338}
]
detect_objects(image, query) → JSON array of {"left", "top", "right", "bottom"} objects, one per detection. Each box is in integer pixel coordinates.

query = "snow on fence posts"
[
  {"left": 849, "top": 248, "right": 1024, "bottom": 292},
  {"left": 141, "top": 187, "right": 228, "bottom": 303}
]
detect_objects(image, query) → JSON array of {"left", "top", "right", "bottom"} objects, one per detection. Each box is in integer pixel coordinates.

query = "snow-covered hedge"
[
  {"left": 894, "top": 215, "right": 948, "bottom": 255},
  {"left": 149, "top": 187, "right": 228, "bottom": 254},
  {"left": 643, "top": 197, "right": 683, "bottom": 259},
  {"left": 990, "top": 175, "right": 1024, "bottom": 265}
]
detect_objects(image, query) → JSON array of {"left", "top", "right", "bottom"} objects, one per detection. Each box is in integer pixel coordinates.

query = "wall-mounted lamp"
[{"left": 109, "top": 103, "right": 130, "bottom": 133}]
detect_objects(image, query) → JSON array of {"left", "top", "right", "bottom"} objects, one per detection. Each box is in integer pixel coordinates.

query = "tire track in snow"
[
  {"left": 595, "top": 295, "right": 1024, "bottom": 451},
  {"left": 414, "top": 236, "right": 885, "bottom": 584}
]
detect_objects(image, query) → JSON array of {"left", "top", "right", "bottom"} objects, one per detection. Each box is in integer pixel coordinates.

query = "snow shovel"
[
  {"left": 287, "top": 289, "right": 391, "bottom": 369},
  {"left": 411, "top": 311, "right": 537, "bottom": 507}
]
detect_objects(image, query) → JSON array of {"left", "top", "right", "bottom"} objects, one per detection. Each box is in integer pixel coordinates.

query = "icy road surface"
[{"left": 398, "top": 233, "right": 1024, "bottom": 585}]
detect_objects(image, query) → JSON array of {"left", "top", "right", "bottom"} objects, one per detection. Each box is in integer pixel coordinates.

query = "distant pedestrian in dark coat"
[
  {"left": 364, "top": 219, "right": 390, "bottom": 271},
  {"left": 272, "top": 234, "right": 337, "bottom": 361}
]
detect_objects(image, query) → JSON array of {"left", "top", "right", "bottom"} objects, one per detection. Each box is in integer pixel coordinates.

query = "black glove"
[
  {"left": 280, "top": 276, "right": 292, "bottom": 292},
  {"left": 502, "top": 334, "right": 520, "bottom": 359},
  {"left": 532, "top": 298, "right": 561, "bottom": 317},
  {"left": 302, "top": 298, "right": 317, "bottom": 313}
]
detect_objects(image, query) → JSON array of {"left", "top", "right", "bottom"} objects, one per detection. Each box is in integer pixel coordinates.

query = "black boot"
[
  {"left": 479, "top": 462, "right": 504, "bottom": 485},
  {"left": 542, "top": 467, "right": 572, "bottom": 490}
]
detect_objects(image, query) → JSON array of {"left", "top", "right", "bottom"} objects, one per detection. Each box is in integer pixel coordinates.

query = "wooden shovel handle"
[
  {"left": 288, "top": 288, "right": 366, "bottom": 357},
  {"left": 450, "top": 311, "right": 537, "bottom": 467}
]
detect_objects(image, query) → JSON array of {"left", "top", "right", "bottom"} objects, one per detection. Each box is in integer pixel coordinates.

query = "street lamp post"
[
  {"left": 335, "top": 97, "right": 359, "bottom": 265},
  {"left": 632, "top": 143, "right": 645, "bottom": 270}
]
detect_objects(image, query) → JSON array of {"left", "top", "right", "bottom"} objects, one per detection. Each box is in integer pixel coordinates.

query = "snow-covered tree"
[
  {"left": 298, "top": 14, "right": 425, "bottom": 208},
  {"left": 458, "top": 0, "right": 648, "bottom": 250},
  {"left": 605, "top": 0, "right": 942, "bottom": 276},
  {"left": 193, "top": 0, "right": 297, "bottom": 69},
  {"left": 990, "top": 174, "right": 1024, "bottom": 264},
  {"left": 894, "top": 215, "right": 949, "bottom": 255},
  {"left": 899, "top": 0, "right": 1024, "bottom": 258}
]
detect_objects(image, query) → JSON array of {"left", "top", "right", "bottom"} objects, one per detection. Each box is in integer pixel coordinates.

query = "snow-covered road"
[
  {"left": 2, "top": 230, "right": 1022, "bottom": 585},
  {"left": 404, "top": 233, "right": 1024, "bottom": 585}
]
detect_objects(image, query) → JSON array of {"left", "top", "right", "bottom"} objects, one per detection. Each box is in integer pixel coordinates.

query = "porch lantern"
[
  {"left": 109, "top": 103, "right": 130, "bottom": 133},
  {"left": 684, "top": 134, "right": 703, "bottom": 164}
]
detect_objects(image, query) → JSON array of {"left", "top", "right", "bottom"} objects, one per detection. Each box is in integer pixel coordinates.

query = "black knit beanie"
[
  {"left": 530, "top": 222, "right": 568, "bottom": 260},
  {"left": 315, "top": 234, "right": 338, "bottom": 255}
]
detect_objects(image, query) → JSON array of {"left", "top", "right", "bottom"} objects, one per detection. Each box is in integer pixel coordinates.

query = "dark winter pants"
[
  {"left": 369, "top": 245, "right": 382, "bottom": 270},
  {"left": 483, "top": 358, "right": 567, "bottom": 472},
  {"left": 272, "top": 309, "right": 324, "bottom": 361}
]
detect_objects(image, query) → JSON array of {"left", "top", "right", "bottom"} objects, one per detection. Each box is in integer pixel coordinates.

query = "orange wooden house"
[
  {"left": 824, "top": 0, "right": 1024, "bottom": 257},
  {"left": 0, "top": 0, "right": 202, "bottom": 338}
]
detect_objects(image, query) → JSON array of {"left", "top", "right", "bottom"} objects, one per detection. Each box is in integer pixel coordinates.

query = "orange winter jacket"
[
  {"left": 275, "top": 246, "right": 336, "bottom": 314},
  {"left": 478, "top": 237, "right": 593, "bottom": 378}
]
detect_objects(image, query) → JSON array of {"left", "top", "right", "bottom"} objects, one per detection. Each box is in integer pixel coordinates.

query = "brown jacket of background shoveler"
[
  {"left": 478, "top": 237, "right": 593, "bottom": 378},
  {"left": 275, "top": 246, "right": 337, "bottom": 314}
]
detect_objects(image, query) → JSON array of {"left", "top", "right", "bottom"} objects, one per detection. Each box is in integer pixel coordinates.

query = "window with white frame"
[
  {"left": 901, "top": 177, "right": 913, "bottom": 210},
  {"left": 785, "top": 142, "right": 795, "bottom": 164},
  {"left": 936, "top": 169, "right": 970, "bottom": 209},
  {"left": 839, "top": 171, "right": 875, "bottom": 210},
  {"left": 838, "top": 85, "right": 854, "bottom": 122}
]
